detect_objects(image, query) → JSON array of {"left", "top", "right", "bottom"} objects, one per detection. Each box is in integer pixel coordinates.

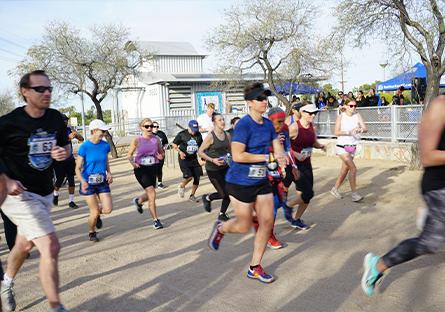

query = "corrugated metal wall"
[
  {"left": 168, "top": 85, "right": 194, "bottom": 116},
  {"left": 156, "top": 56, "right": 203, "bottom": 73}
]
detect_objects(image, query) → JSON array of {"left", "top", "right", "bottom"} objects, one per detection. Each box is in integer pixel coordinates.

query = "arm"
[
  {"left": 172, "top": 143, "right": 186, "bottom": 160},
  {"left": 106, "top": 153, "right": 113, "bottom": 184},
  {"left": 272, "top": 138, "right": 287, "bottom": 168},
  {"left": 313, "top": 127, "right": 326, "bottom": 151},
  {"left": 356, "top": 113, "right": 368, "bottom": 133},
  {"left": 127, "top": 138, "right": 139, "bottom": 168},
  {"left": 231, "top": 142, "right": 268, "bottom": 163},
  {"left": 156, "top": 137, "right": 165, "bottom": 160},
  {"left": 419, "top": 98, "right": 445, "bottom": 167},
  {"left": 75, "top": 155, "right": 88, "bottom": 192},
  {"left": 289, "top": 122, "right": 298, "bottom": 140}
]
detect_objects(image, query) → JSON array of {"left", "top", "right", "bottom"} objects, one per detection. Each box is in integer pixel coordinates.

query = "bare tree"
[
  {"left": 208, "top": 0, "right": 335, "bottom": 111},
  {"left": 0, "top": 90, "right": 16, "bottom": 116},
  {"left": 336, "top": 0, "right": 445, "bottom": 106},
  {"left": 15, "top": 22, "right": 149, "bottom": 157}
]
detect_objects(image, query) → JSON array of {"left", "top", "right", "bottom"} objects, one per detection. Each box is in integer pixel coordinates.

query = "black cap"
[
  {"left": 244, "top": 86, "right": 272, "bottom": 101},
  {"left": 61, "top": 114, "right": 69, "bottom": 121},
  {"left": 292, "top": 103, "right": 304, "bottom": 111}
]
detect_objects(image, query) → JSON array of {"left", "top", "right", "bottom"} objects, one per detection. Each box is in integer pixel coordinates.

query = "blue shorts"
[{"left": 79, "top": 182, "right": 110, "bottom": 196}]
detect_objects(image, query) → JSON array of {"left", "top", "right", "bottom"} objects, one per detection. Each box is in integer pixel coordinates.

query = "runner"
[
  {"left": 198, "top": 112, "right": 231, "bottom": 221},
  {"left": 0, "top": 165, "right": 8, "bottom": 312},
  {"left": 227, "top": 116, "right": 240, "bottom": 137},
  {"left": 287, "top": 103, "right": 326, "bottom": 230},
  {"left": 172, "top": 120, "right": 203, "bottom": 202},
  {"left": 128, "top": 118, "right": 165, "bottom": 229},
  {"left": 330, "top": 99, "right": 367, "bottom": 202},
  {"left": 75, "top": 119, "right": 113, "bottom": 242},
  {"left": 152, "top": 121, "right": 169, "bottom": 189},
  {"left": 285, "top": 101, "right": 306, "bottom": 126},
  {"left": 53, "top": 114, "right": 84, "bottom": 208},
  {"left": 208, "top": 82, "right": 286, "bottom": 283},
  {"left": 361, "top": 94, "right": 445, "bottom": 296},
  {"left": 0, "top": 70, "right": 70, "bottom": 312}
]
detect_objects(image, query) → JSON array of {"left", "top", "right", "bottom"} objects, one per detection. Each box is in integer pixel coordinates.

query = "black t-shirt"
[
  {"left": 172, "top": 129, "right": 202, "bottom": 161},
  {"left": 0, "top": 106, "right": 68, "bottom": 196},
  {"left": 422, "top": 128, "right": 445, "bottom": 194},
  {"left": 155, "top": 130, "right": 168, "bottom": 147},
  {"left": 392, "top": 94, "right": 404, "bottom": 105}
]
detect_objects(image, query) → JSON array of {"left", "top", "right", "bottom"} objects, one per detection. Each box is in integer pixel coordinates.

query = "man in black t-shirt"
[
  {"left": 392, "top": 86, "right": 405, "bottom": 105},
  {"left": 0, "top": 70, "right": 70, "bottom": 312},
  {"left": 152, "top": 121, "right": 169, "bottom": 189},
  {"left": 172, "top": 120, "right": 203, "bottom": 202}
]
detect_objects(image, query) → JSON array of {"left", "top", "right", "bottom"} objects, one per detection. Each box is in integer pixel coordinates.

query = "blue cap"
[{"left": 188, "top": 120, "right": 199, "bottom": 132}]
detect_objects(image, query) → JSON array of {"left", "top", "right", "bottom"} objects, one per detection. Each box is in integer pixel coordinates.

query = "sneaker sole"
[
  {"left": 352, "top": 197, "right": 364, "bottom": 202},
  {"left": 208, "top": 222, "right": 222, "bottom": 251},
  {"left": 330, "top": 190, "right": 342, "bottom": 199},
  {"left": 247, "top": 273, "right": 275, "bottom": 283},
  {"left": 361, "top": 253, "right": 374, "bottom": 296},
  {"left": 267, "top": 243, "right": 284, "bottom": 250},
  {"left": 290, "top": 224, "right": 310, "bottom": 230}
]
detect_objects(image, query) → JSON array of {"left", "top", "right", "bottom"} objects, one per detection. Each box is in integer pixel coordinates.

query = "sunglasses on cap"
[
  {"left": 29, "top": 86, "right": 53, "bottom": 93},
  {"left": 143, "top": 124, "right": 154, "bottom": 129}
]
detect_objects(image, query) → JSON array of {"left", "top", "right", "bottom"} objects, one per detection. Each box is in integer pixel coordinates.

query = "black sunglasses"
[
  {"left": 143, "top": 124, "right": 154, "bottom": 129},
  {"left": 152, "top": 125, "right": 159, "bottom": 128},
  {"left": 29, "top": 86, "right": 53, "bottom": 93},
  {"left": 255, "top": 95, "right": 268, "bottom": 102},
  {"left": 303, "top": 111, "right": 317, "bottom": 116}
]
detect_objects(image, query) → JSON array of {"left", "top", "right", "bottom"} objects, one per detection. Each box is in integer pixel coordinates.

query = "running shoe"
[
  {"left": 267, "top": 233, "right": 284, "bottom": 250},
  {"left": 247, "top": 265, "right": 275, "bottom": 283},
  {"left": 330, "top": 187, "right": 343, "bottom": 199},
  {"left": 202, "top": 194, "right": 211, "bottom": 212},
  {"left": 52, "top": 304, "right": 70, "bottom": 312},
  {"left": 352, "top": 192, "right": 364, "bottom": 202},
  {"left": 53, "top": 195, "right": 59, "bottom": 206},
  {"left": 361, "top": 253, "right": 383, "bottom": 296},
  {"left": 153, "top": 219, "right": 164, "bottom": 229},
  {"left": 96, "top": 216, "right": 103, "bottom": 229},
  {"left": 291, "top": 218, "right": 310, "bottom": 230},
  {"left": 1, "top": 280, "right": 16, "bottom": 312},
  {"left": 189, "top": 195, "right": 199, "bottom": 202},
  {"left": 68, "top": 201, "right": 79, "bottom": 209},
  {"left": 178, "top": 185, "right": 185, "bottom": 198},
  {"left": 133, "top": 197, "right": 143, "bottom": 214},
  {"left": 157, "top": 182, "right": 167, "bottom": 189},
  {"left": 283, "top": 204, "right": 294, "bottom": 223},
  {"left": 218, "top": 212, "right": 230, "bottom": 222},
  {"left": 89, "top": 232, "right": 99, "bottom": 242},
  {"left": 208, "top": 220, "right": 224, "bottom": 251}
]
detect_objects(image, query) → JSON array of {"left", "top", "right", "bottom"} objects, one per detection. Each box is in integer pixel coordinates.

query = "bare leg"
[
  {"left": 5, "top": 234, "right": 33, "bottom": 278},
  {"left": 98, "top": 192, "right": 113, "bottom": 215},
  {"left": 250, "top": 193, "right": 274, "bottom": 266},
  {"left": 191, "top": 184, "right": 199, "bottom": 196},
  {"left": 219, "top": 196, "right": 254, "bottom": 234},
  {"left": 144, "top": 186, "right": 157, "bottom": 219},
  {"left": 180, "top": 177, "right": 193, "bottom": 188},
  {"left": 85, "top": 195, "right": 101, "bottom": 232},
  {"left": 334, "top": 157, "right": 350, "bottom": 189}
]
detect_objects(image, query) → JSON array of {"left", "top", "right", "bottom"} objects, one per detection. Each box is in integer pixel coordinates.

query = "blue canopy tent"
[
  {"left": 376, "top": 62, "right": 445, "bottom": 91},
  {"left": 274, "top": 81, "right": 320, "bottom": 95}
]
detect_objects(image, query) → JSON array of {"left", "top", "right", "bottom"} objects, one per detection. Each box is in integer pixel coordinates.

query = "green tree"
[{"left": 0, "top": 90, "right": 16, "bottom": 116}]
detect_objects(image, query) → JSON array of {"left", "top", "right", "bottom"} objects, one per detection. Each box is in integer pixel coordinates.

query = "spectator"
[
  {"left": 347, "top": 91, "right": 355, "bottom": 100},
  {"left": 365, "top": 88, "right": 380, "bottom": 107},
  {"left": 326, "top": 93, "right": 337, "bottom": 109},
  {"left": 380, "top": 96, "right": 389, "bottom": 106},
  {"left": 197, "top": 103, "right": 215, "bottom": 139},
  {"left": 316, "top": 91, "right": 327, "bottom": 109},
  {"left": 356, "top": 90, "right": 365, "bottom": 107},
  {"left": 337, "top": 91, "right": 345, "bottom": 106},
  {"left": 291, "top": 95, "right": 300, "bottom": 104},
  {"left": 392, "top": 86, "right": 405, "bottom": 105}
]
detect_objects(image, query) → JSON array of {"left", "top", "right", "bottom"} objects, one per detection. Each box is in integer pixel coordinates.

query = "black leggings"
[
  {"left": 382, "top": 188, "right": 445, "bottom": 268},
  {"left": 1, "top": 210, "right": 17, "bottom": 251},
  {"left": 156, "top": 158, "right": 165, "bottom": 182},
  {"left": 207, "top": 168, "right": 230, "bottom": 214},
  {"left": 295, "top": 161, "right": 314, "bottom": 204}
]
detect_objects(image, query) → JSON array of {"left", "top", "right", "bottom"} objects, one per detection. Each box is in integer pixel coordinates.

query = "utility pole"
[{"left": 339, "top": 52, "right": 347, "bottom": 91}]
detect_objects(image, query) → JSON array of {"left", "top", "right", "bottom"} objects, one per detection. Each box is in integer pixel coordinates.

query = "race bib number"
[
  {"left": 268, "top": 170, "right": 281, "bottom": 179},
  {"left": 186, "top": 138, "right": 198, "bottom": 155},
  {"left": 28, "top": 131, "right": 57, "bottom": 170},
  {"left": 301, "top": 147, "right": 313, "bottom": 157},
  {"left": 140, "top": 156, "right": 156, "bottom": 166},
  {"left": 88, "top": 174, "right": 104, "bottom": 185},
  {"left": 248, "top": 165, "right": 267, "bottom": 179}
]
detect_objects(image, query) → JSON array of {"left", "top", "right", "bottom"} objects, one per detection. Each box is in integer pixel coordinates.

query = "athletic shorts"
[
  {"left": 53, "top": 158, "right": 76, "bottom": 187},
  {"left": 134, "top": 165, "right": 157, "bottom": 189},
  {"left": 79, "top": 182, "right": 110, "bottom": 196},
  {"left": 1, "top": 191, "right": 55, "bottom": 241},
  {"left": 226, "top": 182, "right": 272, "bottom": 203},
  {"left": 283, "top": 165, "right": 296, "bottom": 188},
  {"left": 179, "top": 159, "right": 203, "bottom": 179}
]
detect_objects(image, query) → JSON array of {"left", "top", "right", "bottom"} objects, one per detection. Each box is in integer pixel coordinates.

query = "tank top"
[
  {"left": 337, "top": 113, "right": 360, "bottom": 146},
  {"left": 134, "top": 135, "right": 160, "bottom": 166},
  {"left": 421, "top": 128, "right": 445, "bottom": 194},
  {"left": 205, "top": 131, "right": 230, "bottom": 171},
  {"left": 291, "top": 120, "right": 316, "bottom": 164}
]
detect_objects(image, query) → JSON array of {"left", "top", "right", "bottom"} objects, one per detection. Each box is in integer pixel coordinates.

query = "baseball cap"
[
  {"left": 267, "top": 106, "right": 286, "bottom": 119},
  {"left": 292, "top": 103, "right": 304, "bottom": 111},
  {"left": 300, "top": 104, "right": 319, "bottom": 113},
  {"left": 89, "top": 119, "right": 110, "bottom": 131},
  {"left": 244, "top": 84, "right": 272, "bottom": 100},
  {"left": 188, "top": 120, "right": 199, "bottom": 132}
]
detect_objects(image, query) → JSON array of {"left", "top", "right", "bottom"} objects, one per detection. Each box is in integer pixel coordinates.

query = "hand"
[
  {"left": 213, "top": 158, "right": 225, "bottom": 166},
  {"left": 5, "top": 176, "right": 26, "bottom": 195},
  {"left": 274, "top": 152, "right": 287, "bottom": 168},
  {"left": 68, "top": 131, "right": 77, "bottom": 140},
  {"left": 81, "top": 181, "right": 89, "bottom": 193},
  {"left": 319, "top": 144, "right": 327, "bottom": 152},
  {"left": 51, "top": 146, "right": 67, "bottom": 161},
  {"left": 179, "top": 151, "right": 186, "bottom": 160},
  {"left": 156, "top": 153, "right": 164, "bottom": 160},
  {"left": 106, "top": 172, "right": 113, "bottom": 184}
]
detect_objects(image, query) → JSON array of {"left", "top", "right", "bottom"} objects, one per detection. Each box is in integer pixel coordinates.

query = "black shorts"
[
  {"left": 54, "top": 158, "right": 76, "bottom": 187},
  {"left": 294, "top": 161, "right": 314, "bottom": 204},
  {"left": 283, "top": 165, "right": 295, "bottom": 188},
  {"left": 134, "top": 165, "right": 157, "bottom": 189},
  {"left": 179, "top": 159, "right": 203, "bottom": 179},
  {"left": 226, "top": 182, "right": 272, "bottom": 203}
]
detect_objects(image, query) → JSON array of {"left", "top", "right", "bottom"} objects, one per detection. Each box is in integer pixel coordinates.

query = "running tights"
[{"left": 207, "top": 168, "right": 230, "bottom": 214}]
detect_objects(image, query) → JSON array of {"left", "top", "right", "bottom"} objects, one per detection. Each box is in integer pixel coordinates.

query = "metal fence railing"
[{"left": 314, "top": 105, "right": 423, "bottom": 142}]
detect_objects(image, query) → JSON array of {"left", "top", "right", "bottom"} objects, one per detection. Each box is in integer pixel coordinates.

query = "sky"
[{"left": 0, "top": 0, "right": 401, "bottom": 109}]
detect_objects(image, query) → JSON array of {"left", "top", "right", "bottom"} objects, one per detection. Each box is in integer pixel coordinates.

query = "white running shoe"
[
  {"left": 330, "top": 187, "right": 342, "bottom": 199},
  {"left": 351, "top": 192, "right": 363, "bottom": 202},
  {"left": 178, "top": 185, "right": 185, "bottom": 198}
]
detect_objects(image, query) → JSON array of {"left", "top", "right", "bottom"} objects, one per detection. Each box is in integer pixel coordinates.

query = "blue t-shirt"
[
  {"left": 225, "top": 115, "right": 277, "bottom": 186},
  {"left": 78, "top": 140, "right": 110, "bottom": 181}
]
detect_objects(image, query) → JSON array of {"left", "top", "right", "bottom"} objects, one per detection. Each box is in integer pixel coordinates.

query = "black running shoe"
[
  {"left": 133, "top": 198, "right": 143, "bottom": 214},
  {"left": 96, "top": 216, "right": 103, "bottom": 229},
  {"left": 68, "top": 201, "right": 79, "bottom": 209},
  {"left": 89, "top": 232, "right": 99, "bottom": 242},
  {"left": 218, "top": 212, "right": 230, "bottom": 222},
  {"left": 153, "top": 219, "right": 164, "bottom": 229},
  {"left": 53, "top": 195, "right": 59, "bottom": 206},
  {"left": 202, "top": 195, "right": 211, "bottom": 212}
]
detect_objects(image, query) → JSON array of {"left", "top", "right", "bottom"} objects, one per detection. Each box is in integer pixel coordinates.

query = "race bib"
[
  {"left": 248, "top": 165, "right": 267, "bottom": 179},
  {"left": 88, "top": 174, "right": 104, "bottom": 185},
  {"left": 301, "top": 147, "right": 313, "bottom": 157},
  {"left": 140, "top": 156, "right": 156, "bottom": 166},
  {"left": 268, "top": 169, "right": 281, "bottom": 179},
  {"left": 186, "top": 138, "right": 198, "bottom": 155},
  {"left": 28, "top": 130, "right": 57, "bottom": 170}
]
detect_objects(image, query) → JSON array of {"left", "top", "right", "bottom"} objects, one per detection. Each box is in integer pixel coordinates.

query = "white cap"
[
  {"left": 300, "top": 104, "right": 319, "bottom": 113},
  {"left": 89, "top": 119, "right": 110, "bottom": 131}
]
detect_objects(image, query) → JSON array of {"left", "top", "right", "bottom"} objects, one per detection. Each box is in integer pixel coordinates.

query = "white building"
[{"left": 114, "top": 41, "right": 261, "bottom": 131}]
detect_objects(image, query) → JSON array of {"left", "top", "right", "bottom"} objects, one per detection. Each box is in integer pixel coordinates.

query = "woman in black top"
[
  {"left": 198, "top": 113, "right": 231, "bottom": 221},
  {"left": 152, "top": 121, "right": 169, "bottom": 189}
]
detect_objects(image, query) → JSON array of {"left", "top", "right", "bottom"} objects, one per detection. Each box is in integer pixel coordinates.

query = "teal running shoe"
[{"left": 361, "top": 253, "right": 383, "bottom": 296}]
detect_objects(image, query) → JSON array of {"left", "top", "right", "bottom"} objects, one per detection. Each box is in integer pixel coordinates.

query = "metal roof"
[
  {"left": 130, "top": 41, "right": 207, "bottom": 57},
  {"left": 138, "top": 72, "right": 263, "bottom": 85}
]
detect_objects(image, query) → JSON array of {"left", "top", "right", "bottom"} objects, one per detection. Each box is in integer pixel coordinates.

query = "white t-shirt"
[{"left": 197, "top": 113, "right": 213, "bottom": 140}]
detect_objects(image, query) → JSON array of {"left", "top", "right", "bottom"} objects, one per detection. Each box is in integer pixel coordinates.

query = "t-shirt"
[
  {"left": 0, "top": 106, "right": 68, "bottom": 196},
  {"left": 393, "top": 94, "right": 404, "bottom": 105},
  {"left": 77, "top": 140, "right": 110, "bottom": 181},
  {"left": 225, "top": 115, "right": 277, "bottom": 186},
  {"left": 197, "top": 113, "right": 213, "bottom": 139},
  {"left": 172, "top": 129, "right": 203, "bottom": 161},
  {"left": 154, "top": 130, "right": 168, "bottom": 147}
]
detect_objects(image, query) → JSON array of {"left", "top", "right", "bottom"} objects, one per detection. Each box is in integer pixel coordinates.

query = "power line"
[
  {"left": 0, "top": 36, "right": 27, "bottom": 50},
  {"left": 0, "top": 47, "right": 23, "bottom": 58}
]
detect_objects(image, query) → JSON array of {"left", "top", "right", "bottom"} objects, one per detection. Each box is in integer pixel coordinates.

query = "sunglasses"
[
  {"left": 254, "top": 95, "right": 268, "bottom": 102},
  {"left": 152, "top": 125, "right": 159, "bottom": 128},
  {"left": 349, "top": 105, "right": 357, "bottom": 108},
  {"left": 303, "top": 111, "right": 317, "bottom": 116},
  {"left": 143, "top": 124, "right": 154, "bottom": 129},
  {"left": 29, "top": 86, "right": 53, "bottom": 93}
]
